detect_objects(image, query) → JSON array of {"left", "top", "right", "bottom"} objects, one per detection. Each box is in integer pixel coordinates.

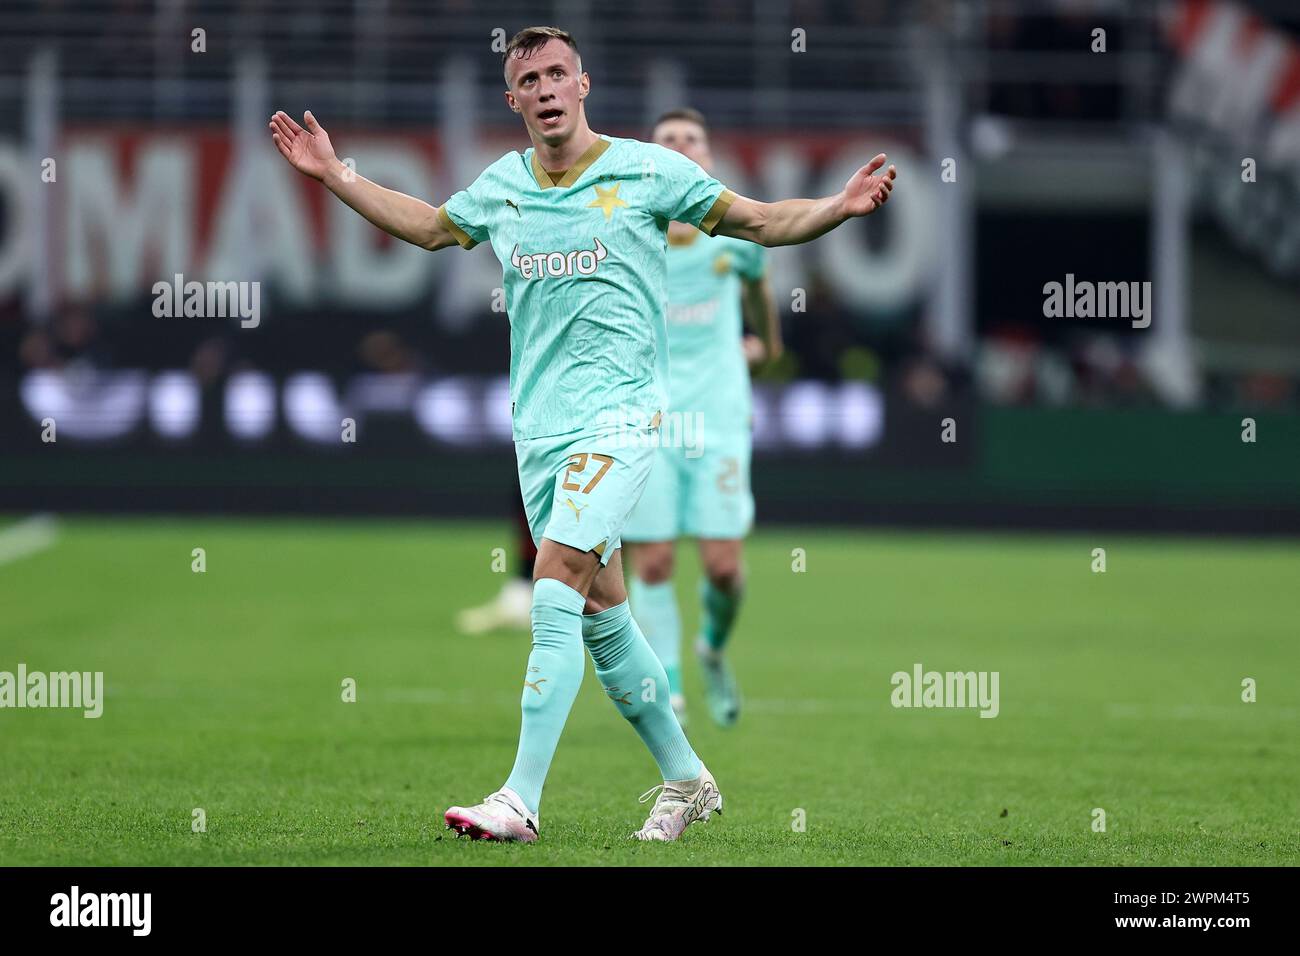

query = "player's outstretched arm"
[
  {"left": 268, "top": 110, "right": 459, "bottom": 252},
  {"left": 715, "top": 153, "right": 896, "bottom": 248}
]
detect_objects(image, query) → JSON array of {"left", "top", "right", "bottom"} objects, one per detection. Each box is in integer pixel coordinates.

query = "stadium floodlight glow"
[
  {"left": 835, "top": 382, "right": 884, "bottom": 449},
  {"left": 749, "top": 387, "right": 776, "bottom": 450},
  {"left": 149, "top": 371, "right": 200, "bottom": 440},
  {"left": 224, "top": 371, "right": 276, "bottom": 440},
  {"left": 17, "top": 370, "right": 891, "bottom": 450},
  {"left": 781, "top": 381, "right": 833, "bottom": 449},
  {"left": 284, "top": 372, "right": 343, "bottom": 444},
  {"left": 414, "top": 378, "right": 475, "bottom": 444},
  {"left": 484, "top": 376, "right": 514, "bottom": 440},
  {"left": 20, "top": 369, "right": 146, "bottom": 441},
  {"left": 348, "top": 373, "right": 422, "bottom": 414}
]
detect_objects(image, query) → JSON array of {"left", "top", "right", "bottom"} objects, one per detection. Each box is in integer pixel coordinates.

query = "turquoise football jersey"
[
  {"left": 663, "top": 230, "right": 766, "bottom": 433},
  {"left": 438, "top": 134, "right": 734, "bottom": 440}
]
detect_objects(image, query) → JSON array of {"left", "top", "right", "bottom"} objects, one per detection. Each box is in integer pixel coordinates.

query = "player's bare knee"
[
  {"left": 584, "top": 579, "right": 622, "bottom": 615},
  {"left": 706, "top": 562, "right": 742, "bottom": 593},
  {"left": 640, "top": 554, "right": 674, "bottom": 584},
  {"left": 534, "top": 539, "right": 600, "bottom": 596},
  {"left": 584, "top": 551, "right": 628, "bottom": 614},
  {"left": 633, "top": 542, "right": 674, "bottom": 584}
]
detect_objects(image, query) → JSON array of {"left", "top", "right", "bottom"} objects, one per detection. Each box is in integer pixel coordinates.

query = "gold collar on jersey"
[{"left": 530, "top": 136, "right": 611, "bottom": 190}]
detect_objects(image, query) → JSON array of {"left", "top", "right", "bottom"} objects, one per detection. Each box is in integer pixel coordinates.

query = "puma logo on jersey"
[
  {"left": 511, "top": 237, "right": 608, "bottom": 279},
  {"left": 504, "top": 198, "right": 521, "bottom": 216},
  {"left": 563, "top": 497, "right": 588, "bottom": 522}
]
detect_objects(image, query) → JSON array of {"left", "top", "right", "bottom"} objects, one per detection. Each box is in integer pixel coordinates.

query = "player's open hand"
[
  {"left": 269, "top": 110, "right": 338, "bottom": 182},
  {"left": 840, "top": 154, "right": 896, "bottom": 218}
]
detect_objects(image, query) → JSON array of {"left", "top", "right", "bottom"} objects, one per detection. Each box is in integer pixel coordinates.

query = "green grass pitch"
[{"left": 1, "top": 516, "right": 1297, "bottom": 866}]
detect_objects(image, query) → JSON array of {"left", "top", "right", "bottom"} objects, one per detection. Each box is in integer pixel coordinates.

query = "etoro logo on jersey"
[{"left": 510, "top": 237, "right": 609, "bottom": 279}]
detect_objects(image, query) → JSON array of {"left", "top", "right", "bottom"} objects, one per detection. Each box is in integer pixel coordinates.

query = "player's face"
[
  {"left": 653, "top": 119, "right": 711, "bottom": 171},
  {"left": 504, "top": 39, "right": 589, "bottom": 145}
]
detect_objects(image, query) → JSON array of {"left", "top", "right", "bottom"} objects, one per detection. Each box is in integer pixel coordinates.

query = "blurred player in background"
[
  {"left": 269, "top": 25, "right": 894, "bottom": 844},
  {"left": 455, "top": 494, "right": 536, "bottom": 635},
  {"left": 624, "top": 108, "right": 780, "bottom": 730}
]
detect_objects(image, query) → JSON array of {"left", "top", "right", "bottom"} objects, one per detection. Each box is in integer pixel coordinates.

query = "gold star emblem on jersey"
[
  {"left": 713, "top": 253, "right": 733, "bottom": 275},
  {"left": 587, "top": 183, "right": 628, "bottom": 221}
]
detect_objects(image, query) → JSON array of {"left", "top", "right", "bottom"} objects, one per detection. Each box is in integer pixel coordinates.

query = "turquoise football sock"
[
  {"left": 583, "top": 601, "right": 701, "bottom": 782},
  {"left": 503, "top": 577, "right": 587, "bottom": 814},
  {"left": 628, "top": 578, "right": 683, "bottom": 695},
  {"left": 700, "top": 577, "right": 743, "bottom": 652}
]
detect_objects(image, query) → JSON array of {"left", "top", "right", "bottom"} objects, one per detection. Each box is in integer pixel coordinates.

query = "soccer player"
[
  {"left": 268, "top": 25, "right": 894, "bottom": 844},
  {"left": 623, "top": 108, "right": 779, "bottom": 730}
]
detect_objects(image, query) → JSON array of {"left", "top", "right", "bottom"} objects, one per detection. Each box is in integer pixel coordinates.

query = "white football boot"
[
  {"left": 455, "top": 579, "right": 533, "bottom": 635},
  {"left": 444, "top": 787, "right": 539, "bottom": 842},
  {"left": 632, "top": 765, "right": 723, "bottom": 842}
]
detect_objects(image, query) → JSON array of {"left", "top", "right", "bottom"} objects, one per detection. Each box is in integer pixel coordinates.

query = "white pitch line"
[{"left": 0, "top": 513, "right": 59, "bottom": 566}]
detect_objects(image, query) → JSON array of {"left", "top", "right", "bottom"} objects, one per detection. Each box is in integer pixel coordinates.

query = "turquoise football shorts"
[
  {"left": 622, "top": 427, "right": 754, "bottom": 542},
  {"left": 515, "top": 418, "right": 662, "bottom": 566}
]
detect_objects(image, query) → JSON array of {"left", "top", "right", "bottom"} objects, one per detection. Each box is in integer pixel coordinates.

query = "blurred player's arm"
[
  {"left": 715, "top": 153, "right": 896, "bottom": 247},
  {"left": 269, "top": 110, "right": 459, "bottom": 252},
  {"left": 740, "top": 276, "right": 782, "bottom": 368}
]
